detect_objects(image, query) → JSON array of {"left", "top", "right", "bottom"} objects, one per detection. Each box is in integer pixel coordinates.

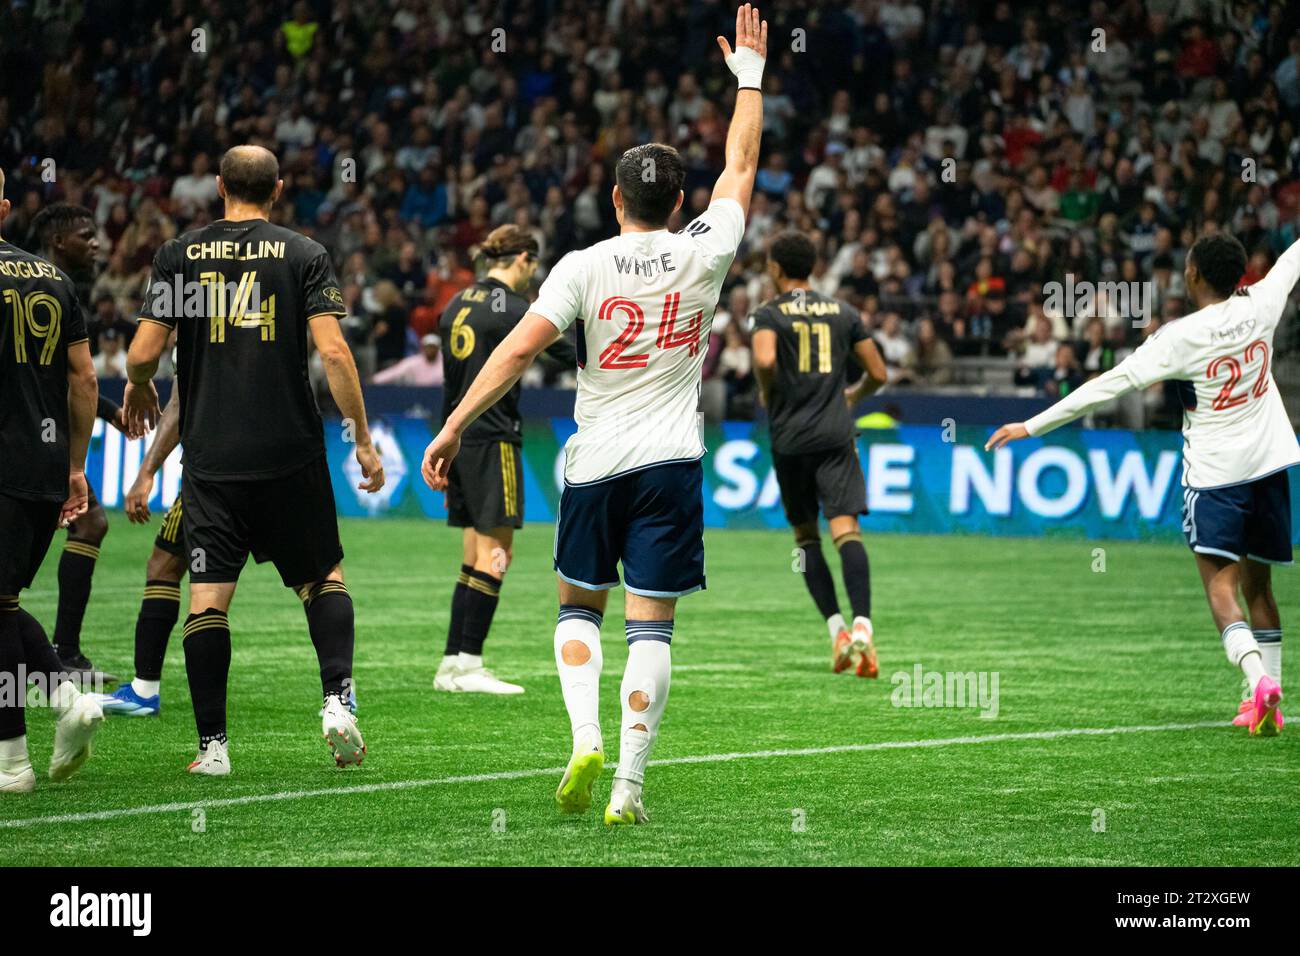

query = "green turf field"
[{"left": 1, "top": 517, "right": 1296, "bottom": 866}]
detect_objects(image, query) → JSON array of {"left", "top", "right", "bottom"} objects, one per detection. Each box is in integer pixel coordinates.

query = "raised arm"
[
  {"left": 710, "top": 3, "right": 767, "bottom": 216},
  {"left": 309, "top": 313, "right": 384, "bottom": 494}
]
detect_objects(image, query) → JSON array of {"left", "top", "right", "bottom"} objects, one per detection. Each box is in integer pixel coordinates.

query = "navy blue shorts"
[
  {"left": 1181, "top": 469, "right": 1293, "bottom": 566},
  {"left": 554, "top": 459, "right": 705, "bottom": 597}
]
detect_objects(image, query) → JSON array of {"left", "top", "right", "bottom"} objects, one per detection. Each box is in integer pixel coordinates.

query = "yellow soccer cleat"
[{"left": 555, "top": 740, "right": 604, "bottom": 814}]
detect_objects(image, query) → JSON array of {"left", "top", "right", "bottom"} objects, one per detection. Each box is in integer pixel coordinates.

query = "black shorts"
[
  {"left": 181, "top": 455, "right": 343, "bottom": 587},
  {"left": 154, "top": 495, "right": 186, "bottom": 558},
  {"left": 1182, "top": 469, "right": 1293, "bottom": 566},
  {"left": 555, "top": 459, "right": 705, "bottom": 597},
  {"left": 0, "top": 491, "right": 62, "bottom": 593},
  {"left": 446, "top": 440, "right": 524, "bottom": 532},
  {"left": 772, "top": 442, "right": 868, "bottom": 527}
]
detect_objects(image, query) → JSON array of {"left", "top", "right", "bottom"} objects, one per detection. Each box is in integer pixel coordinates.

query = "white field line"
[{"left": 0, "top": 721, "right": 1226, "bottom": 830}]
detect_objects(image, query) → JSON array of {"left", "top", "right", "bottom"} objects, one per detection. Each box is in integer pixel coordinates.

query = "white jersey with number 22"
[
  {"left": 531, "top": 198, "right": 746, "bottom": 485},
  {"left": 1026, "top": 239, "right": 1300, "bottom": 489}
]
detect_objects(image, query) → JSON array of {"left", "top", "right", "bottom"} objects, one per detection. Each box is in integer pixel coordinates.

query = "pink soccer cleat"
[{"left": 1236, "top": 677, "right": 1284, "bottom": 737}]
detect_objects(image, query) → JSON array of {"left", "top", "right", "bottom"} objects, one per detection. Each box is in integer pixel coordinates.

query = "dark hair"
[
  {"left": 31, "top": 202, "right": 93, "bottom": 248},
  {"left": 1188, "top": 233, "right": 1247, "bottom": 297},
  {"left": 768, "top": 231, "right": 817, "bottom": 280},
  {"left": 479, "top": 224, "right": 539, "bottom": 264},
  {"left": 219, "top": 146, "right": 280, "bottom": 206},
  {"left": 615, "top": 143, "right": 684, "bottom": 226}
]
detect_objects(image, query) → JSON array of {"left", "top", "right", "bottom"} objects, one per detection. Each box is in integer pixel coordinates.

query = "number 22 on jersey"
[{"left": 1207, "top": 339, "right": 1269, "bottom": 411}]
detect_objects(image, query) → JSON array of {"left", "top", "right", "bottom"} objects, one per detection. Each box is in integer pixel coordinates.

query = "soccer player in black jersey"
[
  {"left": 434, "top": 224, "right": 576, "bottom": 695},
  {"left": 0, "top": 171, "right": 107, "bottom": 793},
  {"left": 122, "top": 145, "right": 384, "bottom": 775},
  {"left": 30, "top": 202, "right": 130, "bottom": 683},
  {"left": 750, "top": 231, "right": 888, "bottom": 678}
]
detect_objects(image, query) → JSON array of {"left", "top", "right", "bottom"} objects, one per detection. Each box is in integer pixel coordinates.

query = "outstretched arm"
[
  {"left": 421, "top": 312, "right": 561, "bottom": 489},
  {"left": 710, "top": 3, "right": 767, "bottom": 216},
  {"left": 985, "top": 364, "right": 1139, "bottom": 450}
]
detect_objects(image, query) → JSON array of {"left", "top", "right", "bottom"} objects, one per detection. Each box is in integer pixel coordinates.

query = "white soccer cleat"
[
  {"left": 0, "top": 763, "right": 35, "bottom": 793},
  {"left": 188, "top": 738, "right": 231, "bottom": 776},
  {"left": 322, "top": 695, "right": 366, "bottom": 767},
  {"left": 454, "top": 665, "right": 524, "bottom": 695},
  {"left": 433, "top": 658, "right": 463, "bottom": 692},
  {"left": 604, "top": 781, "right": 649, "bottom": 825},
  {"left": 49, "top": 693, "right": 104, "bottom": 782}
]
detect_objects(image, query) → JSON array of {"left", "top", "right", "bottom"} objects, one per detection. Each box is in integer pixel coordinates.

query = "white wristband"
[{"left": 726, "top": 46, "right": 765, "bottom": 91}]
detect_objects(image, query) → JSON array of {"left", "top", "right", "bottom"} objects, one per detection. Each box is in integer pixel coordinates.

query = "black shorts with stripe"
[
  {"left": 153, "top": 495, "right": 186, "bottom": 557},
  {"left": 181, "top": 454, "right": 343, "bottom": 587},
  {"left": 446, "top": 440, "right": 524, "bottom": 532},
  {"left": 0, "top": 491, "right": 61, "bottom": 593}
]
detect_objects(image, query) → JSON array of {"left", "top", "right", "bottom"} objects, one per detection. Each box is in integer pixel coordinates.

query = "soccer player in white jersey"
[
  {"left": 988, "top": 233, "right": 1300, "bottom": 736},
  {"left": 422, "top": 4, "right": 768, "bottom": 823}
]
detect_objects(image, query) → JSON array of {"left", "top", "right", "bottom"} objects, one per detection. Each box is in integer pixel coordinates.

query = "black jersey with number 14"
[
  {"left": 0, "top": 239, "right": 90, "bottom": 501},
  {"left": 750, "top": 289, "right": 869, "bottom": 455},
  {"left": 140, "top": 219, "right": 345, "bottom": 481}
]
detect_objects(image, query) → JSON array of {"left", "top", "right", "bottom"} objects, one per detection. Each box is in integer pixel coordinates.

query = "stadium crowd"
[{"left": 3, "top": 0, "right": 1300, "bottom": 424}]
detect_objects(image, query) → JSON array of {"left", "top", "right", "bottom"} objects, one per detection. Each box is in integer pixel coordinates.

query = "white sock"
[
  {"left": 826, "top": 613, "right": 847, "bottom": 639},
  {"left": 616, "top": 628, "right": 672, "bottom": 785},
  {"left": 457, "top": 652, "right": 482, "bottom": 670},
  {"left": 1255, "top": 629, "right": 1282, "bottom": 685},
  {"left": 554, "top": 605, "right": 604, "bottom": 747},
  {"left": 1223, "top": 622, "right": 1268, "bottom": 687},
  {"left": 132, "top": 678, "right": 160, "bottom": 698},
  {"left": 853, "top": 616, "right": 873, "bottom": 638},
  {"left": 0, "top": 735, "right": 29, "bottom": 773}
]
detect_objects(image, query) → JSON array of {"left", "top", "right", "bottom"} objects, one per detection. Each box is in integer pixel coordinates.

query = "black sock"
[
  {"left": 460, "top": 569, "right": 501, "bottom": 656},
  {"left": 183, "top": 609, "right": 231, "bottom": 747},
  {"left": 14, "top": 607, "right": 66, "bottom": 695},
  {"left": 835, "top": 534, "right": 872, "bottom": 620},
  {"left": 444, "top": 565, "right": 472, "bottom": 657},
  {"left": 0, "top": 597, "right": 26, "bottom": 741},
  {"left": 796, "top": 538, "right": 841, "bottom": 620},
  {"left": 54, "top": 540, "right": 100, "bottom": 656},
  {"left": 135, "top": 579, "right": 181, "bottom": 682},
  {"left": 301, "top": 582, "right": 354, "bottom": 698}
]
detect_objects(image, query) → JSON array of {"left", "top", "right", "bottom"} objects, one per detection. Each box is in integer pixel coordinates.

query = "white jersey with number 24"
[{"left": 531, "top": 198, "right": 746, "bottom": 485}]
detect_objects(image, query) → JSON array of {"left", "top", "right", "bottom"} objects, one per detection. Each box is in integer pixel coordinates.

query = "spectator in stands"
[
  {"left": 373, "top": 333, "right": 445, "bottom": 387},
  {"left": 876, "top": 312, "right": 915, "bottom": 383},
  {"left": 912, "top": 318, "right": 954, "bottom": 387},
  {"left": 1077, "top": 317, "right": 1117, "bottom": 381}
]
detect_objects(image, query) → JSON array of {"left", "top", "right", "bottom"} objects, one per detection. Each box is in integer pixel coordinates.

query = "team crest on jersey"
[{"left": 323, "top": 286, "right": 344, "bottom": 305}]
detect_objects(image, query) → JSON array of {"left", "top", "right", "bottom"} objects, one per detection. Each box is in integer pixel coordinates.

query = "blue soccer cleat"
[{"left": 95, "top": 684, "right": 161, "bottom": 717}]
